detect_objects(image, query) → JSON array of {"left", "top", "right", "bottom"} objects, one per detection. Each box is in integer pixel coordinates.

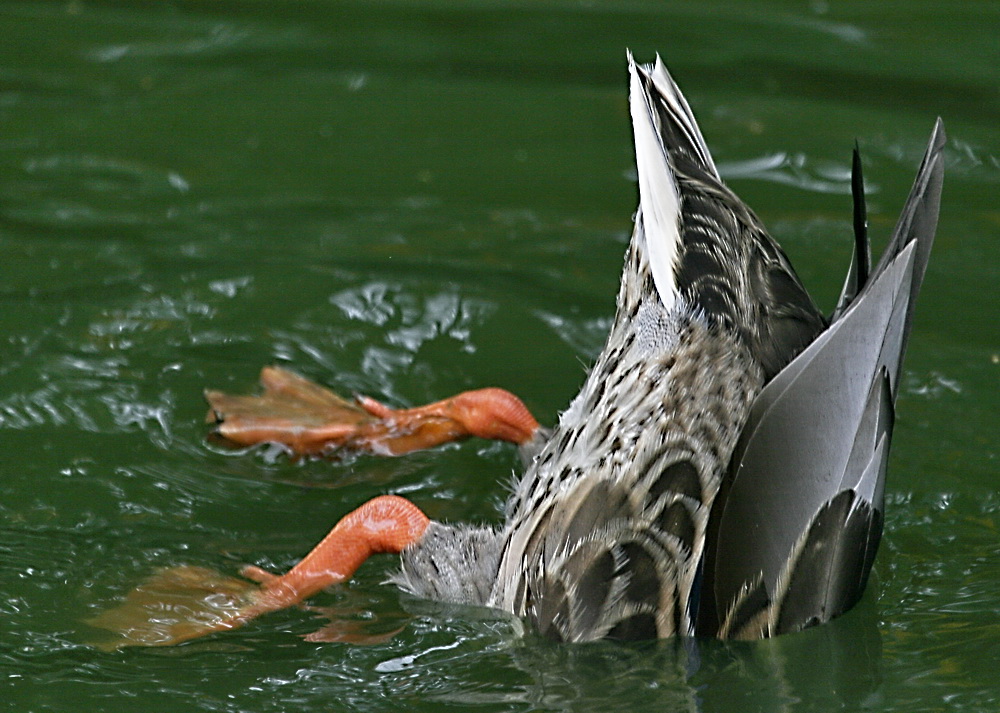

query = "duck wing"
[{"left": 701, "top": 119, "right": 946, "bottom": 638}]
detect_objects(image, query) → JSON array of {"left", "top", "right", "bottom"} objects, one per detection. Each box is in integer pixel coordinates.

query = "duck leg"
[
  {"left": 205, "top": 366, "right": 540, "bottom": 457},
  {"left": 87, "top": 495, "right": 430, "bottom": 648}
]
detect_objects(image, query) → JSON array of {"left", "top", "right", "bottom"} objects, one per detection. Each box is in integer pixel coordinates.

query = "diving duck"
[{"left": 91, "top": 54, "right": 944, "bottom": 646}]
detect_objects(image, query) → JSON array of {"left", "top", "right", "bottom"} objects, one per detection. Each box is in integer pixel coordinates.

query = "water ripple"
[
  {"left": 717, "top": 152, "right": 861, "bottom": 195},
  {"left": 329, "top": 283, "right": 495, "bottom": 355},
  {"left": 535, "top": 311, "right": 611, "bottom": 360},
  {"left": 87, "top": 23, "right": 253, "bottom": 63},
  {"left": 9, "top": 154, "right": 191, "bottom": 229},
  {"left": 0, "top": 386, "right": 99, "bottom": 431}
]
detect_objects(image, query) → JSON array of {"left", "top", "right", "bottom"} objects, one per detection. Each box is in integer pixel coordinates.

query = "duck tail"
[
  {"left": 625, "top": 54, "right": 825, "bottom": 379},
  {"left": 625, "top": 52, "right": 686, "bottom": 314},
  {"left": 629, "top": 52, "right": 721, "bottom": 180}
]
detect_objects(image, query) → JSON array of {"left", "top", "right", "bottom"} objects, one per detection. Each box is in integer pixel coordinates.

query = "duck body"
[{"left": 393, "top": 56, "right": 944, "bottom": 642}]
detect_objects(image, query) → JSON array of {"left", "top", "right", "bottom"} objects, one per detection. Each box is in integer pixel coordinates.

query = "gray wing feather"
[
  {"left": 874, "top": 118, "right": 946, "bottom": 379},
  {"left": 700, "top": 119, "right": 945, "bottom": 638}
]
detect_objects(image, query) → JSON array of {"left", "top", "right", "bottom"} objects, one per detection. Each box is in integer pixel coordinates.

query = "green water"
[{"left": 1, "top": 1, "right": 997, "bottom": 710}]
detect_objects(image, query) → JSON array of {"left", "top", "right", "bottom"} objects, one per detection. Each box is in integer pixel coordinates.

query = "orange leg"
[
  {"left": 244, "top": 495, "right": 430, "bottom": 611},
  {"left": 206, "top": 366, "right": 539, "bottom": 457},
  {"left": 86, "top": 496, "right": 430, "bottom": 648}
]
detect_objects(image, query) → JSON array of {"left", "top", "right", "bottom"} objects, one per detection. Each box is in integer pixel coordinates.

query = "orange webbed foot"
[
  {"left": 86, "top": 496, "right": 430, "bottom": 648},
  {"left": 205, "top": 366, "right": 376, "bottom": 456},
  {"left": 206, "top": 366, "right": 540, "bottom": 457},
  {"left": 83, "top": 565, "right": 263, "bottom": 650}
]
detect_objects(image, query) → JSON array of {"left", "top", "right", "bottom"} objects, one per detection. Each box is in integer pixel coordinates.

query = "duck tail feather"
[
  {"left": 625, "top": 53, "right": 826, "bottom": 378},
  {"left": 833, "top": 144, "right": 872, "bottom": 319},
  {"left": 645, "top": 53, "right": 720, "bottom": 179},
  {"left": 627, "top": 52, "right": 684, "bottom": 311}
]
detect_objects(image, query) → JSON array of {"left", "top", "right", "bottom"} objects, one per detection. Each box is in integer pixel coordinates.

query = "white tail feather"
[{"left": 628, "top": 55, "right": 682, "bottom": 312}]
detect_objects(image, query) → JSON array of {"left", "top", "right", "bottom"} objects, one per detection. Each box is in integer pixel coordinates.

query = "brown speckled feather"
[{"left": 485, "top": 56, "right": 823, "bottom": 641}]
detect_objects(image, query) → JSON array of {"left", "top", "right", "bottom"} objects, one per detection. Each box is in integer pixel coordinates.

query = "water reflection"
[{"left": 352, "top": 595, "right": 885, "bottom": 712}]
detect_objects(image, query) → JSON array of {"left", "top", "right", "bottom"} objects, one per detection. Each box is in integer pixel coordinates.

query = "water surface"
[{"left": 2, "top": 1, "right": 998, "bottom": 711}]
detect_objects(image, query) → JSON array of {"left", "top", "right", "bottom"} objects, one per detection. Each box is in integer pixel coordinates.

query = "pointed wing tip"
[
  {"left": 918, "top": 118, "right": 947, "bottom": 191},
  {"left": 907, "top": 117, "right": 947, "bottom": 236}
]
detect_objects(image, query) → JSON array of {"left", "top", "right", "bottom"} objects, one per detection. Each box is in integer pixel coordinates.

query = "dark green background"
[{"left": 1, "top": 1, "right": 997, "bottom": 711}]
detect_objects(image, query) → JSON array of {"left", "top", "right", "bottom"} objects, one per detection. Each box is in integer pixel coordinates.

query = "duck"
[{"left": 90, "top": 54, "right": 944, "bottom": 647}]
